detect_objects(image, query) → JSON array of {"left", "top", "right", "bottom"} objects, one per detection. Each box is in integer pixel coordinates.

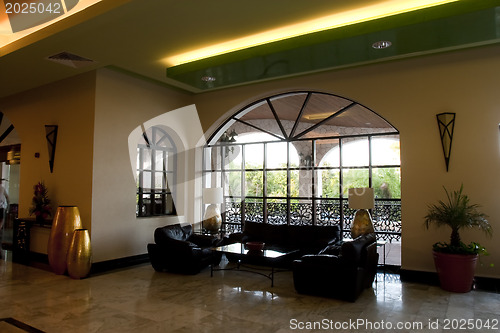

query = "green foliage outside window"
[{"left": 228, "top": 162, "right": 400, "bottom": 199}]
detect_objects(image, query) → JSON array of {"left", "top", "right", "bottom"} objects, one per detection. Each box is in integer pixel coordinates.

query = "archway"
[{"left": 203, "top": 91, "right": 401, "bottom": 266}]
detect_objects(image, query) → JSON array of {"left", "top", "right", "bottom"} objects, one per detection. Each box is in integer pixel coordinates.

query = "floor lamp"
[
  {"left": 203, "top": 188, "right": 223, "bottom": 233},
  {"left": 348, "top": 187, "right": 375, "bottom": 239}
]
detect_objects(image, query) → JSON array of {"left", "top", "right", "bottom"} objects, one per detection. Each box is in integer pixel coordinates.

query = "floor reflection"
[{"left": 0, "top": 257, "right": 499, "bottom": 333}]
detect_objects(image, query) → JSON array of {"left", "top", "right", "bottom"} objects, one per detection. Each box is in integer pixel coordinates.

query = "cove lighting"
[
  {"left": 0, "top": 0, "right": 103, "bottom": 52},
  {"left": 163, "top": 0, "right": 459, "bottom": 66}
]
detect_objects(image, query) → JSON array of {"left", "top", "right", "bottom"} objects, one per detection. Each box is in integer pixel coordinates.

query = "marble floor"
[{"left": 0, "top": 255, "right": 499, "bottom": 333}]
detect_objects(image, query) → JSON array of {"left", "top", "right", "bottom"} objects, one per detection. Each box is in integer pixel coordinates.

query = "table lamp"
[
  {"left": 348, "top": 187, "right": 375, "bottom": 239},
  {"left": 203, "top": 187, "right": 224, "bottom": 233}
]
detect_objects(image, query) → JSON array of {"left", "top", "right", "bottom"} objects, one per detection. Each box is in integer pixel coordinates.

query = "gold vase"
[
  {"left": 350, "top": 209, "right": 375, "bottom": 239},
  {"left": 47, "top": 206, "right": 82, "bottom": 275},
  {"left": 67, "top": 229, "right": 92, "bottom": 279}
]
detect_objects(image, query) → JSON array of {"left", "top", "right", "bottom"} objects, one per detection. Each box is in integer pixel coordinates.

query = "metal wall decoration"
[
  {"left": 45, "top": 125, "right": 58, "bottom": 173},
  {"left": 0, "top": 113, "right": 15, "bottom": 144},
  {"left": 436, "top": 113, "right": 456, "bottom": 172}
]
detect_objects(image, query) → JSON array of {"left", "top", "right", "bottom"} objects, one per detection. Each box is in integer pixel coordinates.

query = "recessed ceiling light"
[
  {"left": 372, "top": 41, "right": 392, "bottom": 49},
  {"left": 201, "top": 76, "right": 216, "bottom": 82}
]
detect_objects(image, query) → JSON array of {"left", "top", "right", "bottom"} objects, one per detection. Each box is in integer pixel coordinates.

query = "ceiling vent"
[{"left": 46, "top": 52, "right": 96, "bottom": 69}]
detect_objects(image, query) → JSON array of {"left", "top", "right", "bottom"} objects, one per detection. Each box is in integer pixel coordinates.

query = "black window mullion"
[
  {"left": 286, "top": 141, "right": 291, "bottom": 225},
  {"left": 263, "top": 143, "right": 268, "bottom": 224},
  {"left": 138, "top": 148, "right": 144, "bottom": 216},
  {"left": 266, "top": 98, "right": 288, "bottom": 139},
  {"left": 367, "top": 136, "right": 372, "bottom": 188},
  {"left": 312, "top": 140, "right": 316, "bottom": 226},
  {"left": 339, "top": 139, "right": 344, "bottom": 236},
  {"left": 162, "top": 150, "right": 167, "bottom": 215},
  {"left": 290, "top": 92, "right": 311, "bottom": 139},
  {"left": 241, "top": 145, "right": 246, "bottom": 226}
]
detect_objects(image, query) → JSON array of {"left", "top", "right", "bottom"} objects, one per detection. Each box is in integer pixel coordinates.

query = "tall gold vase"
[
  {"left": 67, "top": 229, "right": 92, "bottom": 279},
  {"left": 47, "top": 206, "right": 82, "bottom": 275}
]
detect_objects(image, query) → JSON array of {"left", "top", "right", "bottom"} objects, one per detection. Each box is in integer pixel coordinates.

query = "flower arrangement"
[{"left": 29, "top": 181, "right": 52, "bottom": 221}]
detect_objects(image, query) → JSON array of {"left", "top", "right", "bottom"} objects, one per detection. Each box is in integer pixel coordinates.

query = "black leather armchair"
[
  {"left": 292, "top": 233, "right": 378, "bottom": 302},
  {"left": 147, "top": 224, "right": 222, "bottom": 274}
]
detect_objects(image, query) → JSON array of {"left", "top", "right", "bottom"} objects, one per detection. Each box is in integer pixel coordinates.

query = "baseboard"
[
  {"left": 90, "top": 254, "right": 150, "bottom": 275},
  {"left": 11, "top": 250, "right": 150, "bottom": 276},
  {"left": 400, "top": 269, "right": 500, "bottom": 293},
  {"left": 400, "top": 269, "right": 440, "bottom": 285}
]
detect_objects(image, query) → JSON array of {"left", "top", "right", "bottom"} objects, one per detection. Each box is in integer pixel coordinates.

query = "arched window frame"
[
  {"left": 202, "top": 92, "right": 401, "bottom": 241},
  {"left": 137, "top": 126, "right": 177, "bottom": 217}
]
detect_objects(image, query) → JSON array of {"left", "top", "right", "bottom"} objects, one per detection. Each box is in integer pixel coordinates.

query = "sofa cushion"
[
  {"left": 154, "top": 224, "right": 187, "bottom": 245},
  {"left": 243, "top": 221, "right": 287, "bottom": 245},
  {"left": 243, "top": 221, "right": 266, "bottom": 240},
  {"left": 318, "top": 225, "right": 341, "bottom": 244},
  {"left": 181, "top": 224, "right": 193, "bottom": 238},
  {"left": 340, "top": 233, "right": 376, "bottom": 263},
  {"left": 188, "top": 233, "right": 218, "bottom": 247},
  {"left": 319, "top": 244, "right": 342, "bottom": 255},
  {"left": 298, "top": 254, "right": 339, "bottom": 265}
]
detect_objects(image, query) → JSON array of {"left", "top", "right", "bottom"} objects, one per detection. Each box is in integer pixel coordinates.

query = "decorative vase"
[
  {"left": 203, "top": 204, "right": 222, "bottom": 233},
  {"left": 47, "top": 206, "right": 82, "bottom": 275},
  {"left": 67, "top": 229, "right": 92, "bottom": 279},
  {"left": 433, "top": 251, "right": 478, "bottom": 293},
  {"left": 351, "top": 209, "right": 375, "bottom": 239}
]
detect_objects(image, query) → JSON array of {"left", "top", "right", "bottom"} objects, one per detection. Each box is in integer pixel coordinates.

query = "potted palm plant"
[{"left": 424, "top": 184, "right": 492, "bottom": 293}]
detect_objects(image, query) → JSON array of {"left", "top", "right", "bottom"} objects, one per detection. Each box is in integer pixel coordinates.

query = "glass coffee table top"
[
  {"left": 213, "top": 242, "right": 290, "bottom": 258},
  {"left": 211, "top": 242, "right": 297, "bottom": 287}
]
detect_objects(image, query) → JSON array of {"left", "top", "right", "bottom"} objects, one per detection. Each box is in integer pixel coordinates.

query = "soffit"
[{"left": 0, "top": 0, "right": 499, "bottom": 98}]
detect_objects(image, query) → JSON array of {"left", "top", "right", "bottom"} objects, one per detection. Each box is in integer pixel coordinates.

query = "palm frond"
[{"left": 424, "top": 184, "right": 492, "bottom": 247}]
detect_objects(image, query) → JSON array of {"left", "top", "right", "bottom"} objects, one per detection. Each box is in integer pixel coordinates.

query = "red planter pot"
[{"left": 433, "top": 251, "right": 478, "bottom": 293}]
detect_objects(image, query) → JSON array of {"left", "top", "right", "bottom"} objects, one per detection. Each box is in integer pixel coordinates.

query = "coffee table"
[{"left": 210, "top": 242, "right": 298, "bottom": 287}]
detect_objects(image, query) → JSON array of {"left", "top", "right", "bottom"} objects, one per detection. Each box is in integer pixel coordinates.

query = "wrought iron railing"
[{"left": 222, "top": 199, "right": 401, "bottom": 242}]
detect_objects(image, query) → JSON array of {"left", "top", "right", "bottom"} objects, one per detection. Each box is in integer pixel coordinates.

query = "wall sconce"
[
  {"left": 45, "top": 125, "right": 58, "bottom": 173},
  {"left": 436, "top": 113, "right": 455, "bottom": 172}
]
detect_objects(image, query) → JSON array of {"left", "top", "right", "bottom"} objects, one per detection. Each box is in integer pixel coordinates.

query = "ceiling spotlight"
[
  {"left": 372, "top": 41, "right": 392, "bottom": 49},
  {"left": 201, "top": 76, "right": 216, "bottom": 82}
]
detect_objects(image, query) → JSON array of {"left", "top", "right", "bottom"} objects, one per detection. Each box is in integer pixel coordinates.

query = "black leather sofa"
[
  {"left": 228, "top": 221, "right": 341, "bottom": 267},
  {"left": 147, "top": 223, "right": 222, "bottom": 274},
  {"left": 292, "top": 233, "right": 378, "bottom": 302}
]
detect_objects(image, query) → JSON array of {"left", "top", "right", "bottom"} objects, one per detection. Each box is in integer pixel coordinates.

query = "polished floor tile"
[{"left": 1, "top": 255, "right": 499, "bottom": 333}]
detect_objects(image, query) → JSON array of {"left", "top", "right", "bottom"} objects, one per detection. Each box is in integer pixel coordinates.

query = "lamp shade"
[
  {"left": 348, "top": 188, "right": 374, "bottom": 210},
  {"left": 203, "top": 187, "right": 223, "bottom": 204}
]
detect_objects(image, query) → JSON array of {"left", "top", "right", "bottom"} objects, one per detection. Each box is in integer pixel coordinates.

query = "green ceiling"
[{"left": 167, "top": 1, "right": 500, "bottom": 90}]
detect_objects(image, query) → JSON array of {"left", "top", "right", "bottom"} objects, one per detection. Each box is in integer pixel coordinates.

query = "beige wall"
[
  {"left": 92, "top": 68, "right": 194, "bottom": 262},
  {"left": 0, "top": 72, "right": 96, "bottom": 252},
  {"left": 194, "top": 44, "right": 500, "bottom": 278}
]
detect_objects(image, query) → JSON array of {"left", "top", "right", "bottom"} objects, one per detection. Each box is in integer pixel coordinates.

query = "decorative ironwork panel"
[
  {"left": 224, "top": 201, "right": 242, "bottom": 225},
  {"left": 373, "top": 200, "right": 402, "bottom": 242},
  {"left": 266, "top": 201, "right": 287, "bottom": 225},
  {"left": 245, "top": 201, "right": 264, "bottom": 223},
  {"left": 290, "top": 202, "right": 313, "bottom": 225},
  {"left": 342, "top": 202, "right": 356, "bottom": 234},
  {"left": 223, "top": 223, "right": 242, "bottom": 234},
  {"left": 222, "top": 199, "right": 402, "bottom": 242},
  {"left": 316, "top": 200, "right": 341, "bottom": 226}
]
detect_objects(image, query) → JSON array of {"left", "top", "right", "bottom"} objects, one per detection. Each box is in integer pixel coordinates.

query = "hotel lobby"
[{"left": 1, "top": 1, "right": 500, "bottom": 331}]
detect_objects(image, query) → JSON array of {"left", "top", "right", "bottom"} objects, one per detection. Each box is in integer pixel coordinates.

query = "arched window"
[
  {"left": 203, "top": 92, "right": 400, "bottom": 242},
  {"left": 137, "top": 126, "right": 176, "bottom": 217}
]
